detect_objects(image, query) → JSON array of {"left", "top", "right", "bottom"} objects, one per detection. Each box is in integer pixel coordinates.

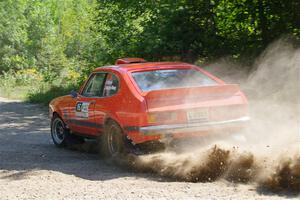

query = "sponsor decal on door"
[{"left": 75, "top": 102, "right": 90, "bottom": 118}]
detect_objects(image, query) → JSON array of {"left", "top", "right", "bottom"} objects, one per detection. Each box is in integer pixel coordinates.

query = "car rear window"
[{"left": 132, "top": 69, "right": 217, "bottom": 92}]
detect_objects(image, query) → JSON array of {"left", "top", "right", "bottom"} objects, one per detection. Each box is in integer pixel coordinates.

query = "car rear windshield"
[{"left": 132, "top": 69, "right": 217, "bottom": 92}]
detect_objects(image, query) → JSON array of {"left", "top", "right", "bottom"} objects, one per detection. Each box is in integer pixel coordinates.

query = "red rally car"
[{"left": 49, "top": 58, "right": 249, "bottom": 157}]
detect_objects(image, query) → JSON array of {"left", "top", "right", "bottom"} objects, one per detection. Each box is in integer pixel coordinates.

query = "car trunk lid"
[
  {"left": 143, "top": 84, "right": 243, "bottom": 109},
  {"left": 143, "top": 84, "right": 247, "bottom": 124}
]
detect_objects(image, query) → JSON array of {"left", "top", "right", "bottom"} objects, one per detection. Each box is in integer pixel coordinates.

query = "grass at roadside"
[
  {"left": 27, "top": 84, "right": 78, "bottom": 105},
  {"left": 0, "top": 83, "right": 78, "bottom": 105},
  {"left": 0, "top": 69, "right": 80, "bottom": 105},
  {"left": 0, "top": 86, "right": 30, "bottom": 100}
]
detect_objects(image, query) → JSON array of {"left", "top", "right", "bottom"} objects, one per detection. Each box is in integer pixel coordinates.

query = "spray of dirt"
[
  {"left": 259, "top": 154, "right": 300, "bottom": 191},
  {"left": 117, "top": 38, "right": 300, "bottom": 193},
  {"left": 125, "top": 145, "right": 231, "bottom": 182}
]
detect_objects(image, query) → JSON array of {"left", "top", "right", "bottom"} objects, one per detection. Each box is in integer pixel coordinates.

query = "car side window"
[
  {"left": 82, "top": 73, "right": 107, "bottom": 97},
  {"left": 103, "top": 74, "right": 119, "bottom": 97}
]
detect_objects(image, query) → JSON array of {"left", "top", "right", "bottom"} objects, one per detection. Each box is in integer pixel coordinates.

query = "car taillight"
[{"left": 147, "top": 112, "right": 178, "bottom": 124}]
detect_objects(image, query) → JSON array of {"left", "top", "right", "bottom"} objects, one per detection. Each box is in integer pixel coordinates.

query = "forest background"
[{"left": 0, "top": 0, "right": 299, "bottom": 103}]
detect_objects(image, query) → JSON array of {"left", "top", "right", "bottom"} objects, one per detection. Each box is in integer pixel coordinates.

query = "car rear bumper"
[{"left": 139, "top": 116, "right": 250, "bottom": 136}]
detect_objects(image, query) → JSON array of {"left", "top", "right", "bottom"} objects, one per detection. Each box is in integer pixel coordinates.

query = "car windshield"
[{"left": 131, "top": 69, "right": 217, "bottom": 92}]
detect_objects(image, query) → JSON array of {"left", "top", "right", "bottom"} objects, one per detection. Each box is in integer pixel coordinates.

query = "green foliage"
[
  {"left": 0, "top": 0, "right": 299, "bottom": 103},
  {"left": 0, "top": 69, "right": 41, "bottom": 99},
  {"left": 0, "top": 0, "right": 97, "bottom": 101},
  {"left": 27, "top": 83, "right": 79, "bottom": 105},
  {"left": 0, "top": 0, "right": 97, "bottom": 78},
  {"left": 95, "top": 0, "right": 300, "bottom": 62}
]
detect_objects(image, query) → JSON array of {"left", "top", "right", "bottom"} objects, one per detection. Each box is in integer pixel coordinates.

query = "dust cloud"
[{"left": 120, "top": 38, "right": 300, "bottom": 192}]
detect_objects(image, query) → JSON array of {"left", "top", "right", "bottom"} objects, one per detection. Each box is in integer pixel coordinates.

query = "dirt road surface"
[{"left": 0, "top": 97, "right": 297, "bottom": 200}]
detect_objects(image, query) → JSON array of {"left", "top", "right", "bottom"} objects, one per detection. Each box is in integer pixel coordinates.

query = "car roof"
[{"left": 93, "top": 62, "right": 195, "bottom": 73}]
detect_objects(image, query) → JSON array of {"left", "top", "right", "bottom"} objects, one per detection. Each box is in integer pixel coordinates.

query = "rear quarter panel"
[{"left": 103, "top": 69, "right": 148, "bottom": 128}]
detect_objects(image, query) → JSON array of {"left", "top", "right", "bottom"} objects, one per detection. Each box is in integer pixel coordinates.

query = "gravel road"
[{"left": 0, "top": 97, "right": 298, "bottom": 200}]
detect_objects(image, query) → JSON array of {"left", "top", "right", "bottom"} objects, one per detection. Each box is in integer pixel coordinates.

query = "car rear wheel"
[{"left": 99, "top": 121, "right": 126, "bottom": 158}]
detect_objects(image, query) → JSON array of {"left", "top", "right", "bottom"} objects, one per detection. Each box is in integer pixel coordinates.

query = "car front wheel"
[
  {"left": 51, "top": 115, "right": 85, "bottom": 147},
  {"left": 51, "top": 116, "right": 68, "bottom": 147}
]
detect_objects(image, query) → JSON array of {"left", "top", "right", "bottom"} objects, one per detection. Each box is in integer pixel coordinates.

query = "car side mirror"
[{"left": 70, "top": 90, "right": 78, "bottom": 98}]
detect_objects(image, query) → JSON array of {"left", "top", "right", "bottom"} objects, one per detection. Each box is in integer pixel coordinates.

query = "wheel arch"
[
  {"left": 104, "top": 117, "right": 119, "bottom": 126},
  {"left": 51, "top": 111, "right": 63, "bottom": 121},
  {"left": 52, "top": 111, "right": 59, "bottom": 118},
  {"left": 51, "top": 111, "right": 68, "bottom": 127},
  {"left": 104, "top": 116, "right": 124, "bottom": 133}
]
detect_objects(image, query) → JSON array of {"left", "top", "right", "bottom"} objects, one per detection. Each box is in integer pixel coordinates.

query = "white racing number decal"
[{"left": 75, "top": 102, "right": 90, "bottom": 118}]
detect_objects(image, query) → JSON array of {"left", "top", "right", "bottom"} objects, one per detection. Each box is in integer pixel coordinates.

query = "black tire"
[
  {"left": 51, "top": 115, "right": 84, "bottom": 147},
  {"left": 99, "top": 120, "right": 126, "bottom": 158}
]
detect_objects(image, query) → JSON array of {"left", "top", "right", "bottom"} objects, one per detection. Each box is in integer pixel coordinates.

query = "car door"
[{"left": 68, "top": 73, "right": 107, "bottom": 136}]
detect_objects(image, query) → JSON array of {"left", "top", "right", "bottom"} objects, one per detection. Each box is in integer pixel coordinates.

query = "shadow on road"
[{"left": 0, "top": 100, "right": 155, "bottom": 182}]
